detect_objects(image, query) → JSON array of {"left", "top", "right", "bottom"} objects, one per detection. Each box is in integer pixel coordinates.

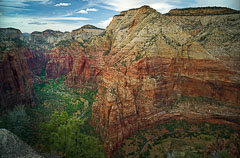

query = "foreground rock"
[{"left": 0, "top": 129, "right": 42, "bottom": 158}]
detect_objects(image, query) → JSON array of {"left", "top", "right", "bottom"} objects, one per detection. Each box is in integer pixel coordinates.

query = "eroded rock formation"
[{"left": 91, "top": 6, "right": 240, "bottom": 153}]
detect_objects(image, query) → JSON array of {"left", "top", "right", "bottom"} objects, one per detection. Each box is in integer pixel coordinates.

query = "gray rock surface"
[{"left": 0, "top": 129, "right": 43, "bottom": 158}]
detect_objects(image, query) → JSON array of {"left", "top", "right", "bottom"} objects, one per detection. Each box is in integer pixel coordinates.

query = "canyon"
[{"left": 0, "top": 6, "right": 240, "bottom": 157}]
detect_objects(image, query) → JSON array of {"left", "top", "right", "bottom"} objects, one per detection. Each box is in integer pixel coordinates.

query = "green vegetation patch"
[
  {"left": 39, "top": 111, "right": 105, "bottom": 158},
  {"left": 1, "top": 72, "right": 104, "bottom": 157},
  {"left": 113, "top": 119, "right": 240, "bottom": 158}
]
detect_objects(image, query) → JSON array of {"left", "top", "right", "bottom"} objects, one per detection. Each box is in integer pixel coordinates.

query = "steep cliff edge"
[
  {"left": 91, "top": 6, "right": 240, "bottom": 153},
  {"left": 0, "top": 41, "right": 34, "bottom": 111},
  {"left": 0, "top": 28, "right": 47, "bottom": 112}
]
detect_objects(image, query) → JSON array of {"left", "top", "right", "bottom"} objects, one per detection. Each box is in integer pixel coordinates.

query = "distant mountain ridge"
[{"left": 166, "top": 6, "right": 240, "bottom": 16}]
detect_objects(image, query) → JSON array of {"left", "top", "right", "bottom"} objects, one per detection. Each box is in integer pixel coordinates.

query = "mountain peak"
[
  {"left": 80, "top": 24, "right": 104, "bottom": 30},
  {"left": 119, "top": 5, "right": 156, "bottom": 15}
]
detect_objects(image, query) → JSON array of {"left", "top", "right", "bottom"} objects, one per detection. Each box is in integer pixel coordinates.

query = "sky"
[{"left": 0, "top": 0, "right": 239, "bottom": 33}]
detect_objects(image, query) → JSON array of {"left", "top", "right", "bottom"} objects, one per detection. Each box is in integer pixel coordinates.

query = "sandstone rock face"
[
  {"left": 91, "top": 6, "right": 240, "bottom": 153},
  {"left": 44, "top": 25, "right": 106, "bottom": 80},
  {"left": 29, "top": 29, "right": 65, "bottom": 49},
  {"left": 0, "top": 28, "right": 49, "bottom": 111},
  {"left": 0, "top": 129, "right": 42, "bottom": 158},
  {"left": 0, "top": 28, "right": 23, "bottom": 41},
  {"left": 28, "top": 25, "right": 105, "bottom": 50},
  {"left": 24, "top": 48, "right": 47, "bottom": 75},
  {"left": 45, "top": 44, "right": 76, "bottom": 78},
  {"left": 0, "top": 41, "right": 35, "bottom": 111},
  {"left": 71, "top": 24, "right": 105, "bottom": 42},
  {"left": 65, "top": 33, "right": 111, "bottom": 88}
]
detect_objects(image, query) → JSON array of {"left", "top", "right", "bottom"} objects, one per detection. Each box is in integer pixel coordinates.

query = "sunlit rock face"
[
  {"left": 43, "top": 25, "right": 106, "bottom": 82},
  {"left": 28, "top": 25, "right": 105, "bottom": 50},
  {"left": 91, "top": 6, "right": 240, "bottom": 153}
]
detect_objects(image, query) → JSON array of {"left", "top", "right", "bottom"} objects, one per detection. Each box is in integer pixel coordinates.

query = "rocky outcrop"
[
  {"left": 71, "top": 24, "right": 105, "bottom": 42},
  {"left": 0, "top": 28, "right": 23, "bottom": 41},
  {"left": 29, "top": 29, "right": 65, "bottom": 50},
  {"left": 91, "top": 6, "right": 240, "bottom": 153},
  {"left": 0, "top": 129, "right": 42, "bottom": 158}
]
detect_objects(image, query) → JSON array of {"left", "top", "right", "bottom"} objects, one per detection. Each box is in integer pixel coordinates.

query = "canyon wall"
[
  {"left": 91, "top": 6, "right": 240, "bottom": 152},
  {"left": 0, "top": 28, "right": 48, "bottom": 112},
  {"left": 0, "top": 40, "right": 34, "bottom": 111}
]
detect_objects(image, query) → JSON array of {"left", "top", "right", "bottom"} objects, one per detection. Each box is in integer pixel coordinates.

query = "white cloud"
[
  {"left": 86, "top": 8, "right": 98, "bottom": 12},
  {"left": 77, "top": 10, "right": 88, "bottom": 14},
  {"left": 54, "top": 2, "right": 71, "bottom": 7},
  {"left": 77, "top": 8, "right": 98, "bottom": 14},
  {"left": 97, "top": 17, "right": 113, "bottom": 28},
  {"left": 84, "top": 0, "right": 179, "bottom": 13}
]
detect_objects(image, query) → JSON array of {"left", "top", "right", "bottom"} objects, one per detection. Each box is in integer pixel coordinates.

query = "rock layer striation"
[{"left": 91, "top": 6, "right": 240, "bottom": 153}]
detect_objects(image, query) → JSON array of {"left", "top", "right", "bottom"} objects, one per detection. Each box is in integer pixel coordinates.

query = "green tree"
[{"left": 40, "top": 111, "right": 105, "bottom": 158}]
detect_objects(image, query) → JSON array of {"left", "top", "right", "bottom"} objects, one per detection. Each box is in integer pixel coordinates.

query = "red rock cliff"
[
  {"left": 0, "top": 42, "right": 35, "bottom": 111},
  {"left": 91, "top": 6, "right": 240, "bottom": 153}
]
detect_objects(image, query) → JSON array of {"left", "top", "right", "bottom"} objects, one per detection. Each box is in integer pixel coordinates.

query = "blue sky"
[{"left": 0, "top": 0, "right": 239, "bottom": 33}]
